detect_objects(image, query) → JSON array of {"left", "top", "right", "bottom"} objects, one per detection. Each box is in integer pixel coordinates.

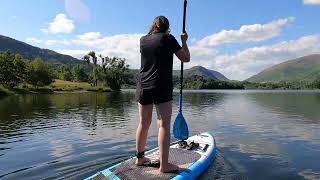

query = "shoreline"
[
  {"left": 0, "top": 87, "right": 113, "bottom": 97},
  {"left": 2, "top": 87, "right": 320, "bottom": 98}
]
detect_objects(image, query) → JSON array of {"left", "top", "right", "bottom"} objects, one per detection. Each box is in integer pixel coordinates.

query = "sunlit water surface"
[{"left": 1, "top": 90, "right": 320, "bottom": 179}]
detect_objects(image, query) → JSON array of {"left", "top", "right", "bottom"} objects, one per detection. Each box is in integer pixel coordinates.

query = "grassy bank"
[
  {"left": 50, "top": 79, "right": 111, "bottom": 92},
  {"left": 0, "top": 79, "right": 111, "bottom": 97}
]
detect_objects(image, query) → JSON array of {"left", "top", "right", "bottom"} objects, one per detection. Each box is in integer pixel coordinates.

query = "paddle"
[{"left": 173, "top": 0, "right": 189, "bottom": 141}]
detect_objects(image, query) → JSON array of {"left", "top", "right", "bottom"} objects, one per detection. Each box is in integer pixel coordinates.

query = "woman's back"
[{"left": 139, "top": 32, "right": 181, "bottom": 90}]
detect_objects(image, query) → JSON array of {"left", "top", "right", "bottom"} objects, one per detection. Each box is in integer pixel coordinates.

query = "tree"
[
  {"left": 84, "top": 51, "right": 99, "bottom": 86},
  {"left": 13, "top": 54, "right": 27, "bottom": 84},
  {"left": 26, "top": 58, "right": 52, "bottom": 88},
  {"left": 83, "top": 51, "right": 131, "bottom": 90},
  {"left": 72, "top": 64, "right": 88, "bottom": 82},
  {"left": 101, "top": 56, "right": 131, "bottom": 91},
  {"left": 58, "top": 64, "right": 72, "bottom": 81},
  {"left": 0, "top": 51, "right": 26, "bottom": 88}
]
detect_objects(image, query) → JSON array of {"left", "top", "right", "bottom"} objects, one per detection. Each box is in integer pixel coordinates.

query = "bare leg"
[
  {"left": 156, "top": 101, "right": 179, "bottom": 173},
  {"left": 135, "top": 103, "right": 152, "bottom": 165}
]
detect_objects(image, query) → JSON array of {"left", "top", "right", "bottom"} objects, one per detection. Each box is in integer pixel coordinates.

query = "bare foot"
[
  {"left": 159, "top": 163, "right": 179, "bottom": 173},
  {"left": 135, "top": 157, "right": 150, "bottom": 166}
]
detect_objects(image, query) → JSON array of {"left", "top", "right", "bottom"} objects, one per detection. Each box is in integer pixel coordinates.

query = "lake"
[{"left": 1, "top": 90, "right": 320, "bottom": 179}]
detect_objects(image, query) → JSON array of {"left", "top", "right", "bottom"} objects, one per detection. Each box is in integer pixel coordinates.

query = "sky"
[{"left": 1, "top": 0, "right": 320, "bottom": 80}]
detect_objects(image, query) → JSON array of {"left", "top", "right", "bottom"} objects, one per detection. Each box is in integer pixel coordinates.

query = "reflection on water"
[{"left": 1, "top": 90, "right": 320, "bottom": 179}]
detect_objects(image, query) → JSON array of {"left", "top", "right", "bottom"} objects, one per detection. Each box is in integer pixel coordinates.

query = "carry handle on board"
[{"left": 173, "top": 0, "right": 189, "bottom": 141}]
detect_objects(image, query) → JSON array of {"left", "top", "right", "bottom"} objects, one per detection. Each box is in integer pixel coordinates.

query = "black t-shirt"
[{"left": 139, "top": 32, "right": 182, "bottom": 89}]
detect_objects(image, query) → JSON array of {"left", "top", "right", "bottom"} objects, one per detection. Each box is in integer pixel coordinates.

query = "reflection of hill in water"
[
  {"left": 246, "top": 92, "right": 320, "bottom": 123},
  {"left": 0, "top": 92, "right": 135, "bottom": 137},
  {"left": 173, "top": 91, "right": 228, "bottom": 135},
  {"left": 181, "top": 92, "right": 226, "bottom": 109}
]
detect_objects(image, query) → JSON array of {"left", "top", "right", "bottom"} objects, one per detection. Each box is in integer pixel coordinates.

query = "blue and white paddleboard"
[{"left": 85, "top": 131, "right": 216, "bottom": 180}]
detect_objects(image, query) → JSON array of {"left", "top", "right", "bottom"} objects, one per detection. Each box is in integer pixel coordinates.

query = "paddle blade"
[{"left": 173, "top": 112, "right": 189, "bottom": 140}]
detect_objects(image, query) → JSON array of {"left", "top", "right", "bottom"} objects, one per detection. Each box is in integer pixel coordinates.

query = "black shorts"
[{"left": 136, "top": 87, "right": 173, "bottom": 105}]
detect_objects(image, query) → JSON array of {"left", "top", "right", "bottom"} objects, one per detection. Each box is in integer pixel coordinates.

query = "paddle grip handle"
[{"left": 182, "top": 0, "right": 187, "bottom": 33}]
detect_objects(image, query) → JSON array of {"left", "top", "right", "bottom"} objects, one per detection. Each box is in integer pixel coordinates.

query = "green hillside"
[
  {"left": 173, "top": 66, "right": 229, "bottom": 81},
  {"left": 0, "top": 34, "right": 80, "bottom": 65},
  {"left": 247, "top": 54, "right": 320, "bottom": 82}
]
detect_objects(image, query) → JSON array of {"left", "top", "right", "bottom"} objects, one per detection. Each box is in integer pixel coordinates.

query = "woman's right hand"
[
  {"left": 181, "top": 32, "right": 188, "bottom": 43},
  {"left": 176, "top": 32, "right": 190, "bottom": 62}
]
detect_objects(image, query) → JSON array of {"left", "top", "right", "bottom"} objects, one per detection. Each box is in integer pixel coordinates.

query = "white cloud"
[
  {"left": 65, "top": 0, "right": 90, "bottom": 22},
  {"left": 61, "top": 32, "right": 144, "bottom": 68},
  {"left": 209, "top": 34, "right": 320, "bottom": 80},
  {"left": 69, "top": 32, "right": 219, "bottom": 69},
  {"left": 26, "top": 37, "right": 43, "bottom": 44},
  {"left": 59, "top": 49, "right": 90, "bottom": 59},
  {"left": 77, "top": 32, "right": 102, "bottom": 40},
  {"left": 172, "top": 45, "right": 218, "bottom": 70},
  {"left": 41, "top": 13, "right": 75, "bottom": 34},
  {"left": 197, "top": 17, "right": 295, "bottom": 46},
  {"left": 61, "top": 33, "right": 320, "bottom": 80},
  {"left": 303, "top": 0, "right": 320, "bottom": 4},
  {"left": 26, "top": 38, "right": 71, "bottom": 46},
  {"left": 59, "top": 34, "right": 320, "bottom": 80},
  {"left": 52, "top": 15, "right": 319, "bottom": 81},
  {"left": 72, "top": 32, "right": 104, "bottom": 47},
  {"left": 45, "top": 40, "right": 71, "bottom": 46},
  {"left": 45, "top": 40, "right": 57, "bottom": 46}
]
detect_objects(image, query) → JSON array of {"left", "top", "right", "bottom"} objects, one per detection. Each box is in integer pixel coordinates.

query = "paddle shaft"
[{"left": 179, "top": 0, "right": 187, "bottom": 112}]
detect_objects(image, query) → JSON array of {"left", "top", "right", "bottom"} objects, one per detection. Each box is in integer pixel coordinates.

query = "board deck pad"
[
  {"left": 109, "top": 148, "right": 200, "bottom": 180},
  {"left": 87, "top": 132, "right": 216, "bottom": 180}
]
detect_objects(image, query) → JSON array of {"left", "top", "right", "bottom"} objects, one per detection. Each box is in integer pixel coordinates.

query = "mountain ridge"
[
  {"left": 246, "top": 54, "right": 320, "bottom": 82},
  {"left": 173, "top": 66, "right": 229, "bottom": 81},
  {"left": 0, "top": 34, "right": 81, "bottom": 64}
]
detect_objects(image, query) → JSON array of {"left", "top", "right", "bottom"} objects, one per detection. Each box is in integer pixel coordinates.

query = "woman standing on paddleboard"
[{"left": 135, "top": 16, "right": 190, "bottom": 173}]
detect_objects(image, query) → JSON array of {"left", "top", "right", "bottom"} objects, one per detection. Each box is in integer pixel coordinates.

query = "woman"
[{"left": 135, "top": 16, "right": 190, "bottom": 173}]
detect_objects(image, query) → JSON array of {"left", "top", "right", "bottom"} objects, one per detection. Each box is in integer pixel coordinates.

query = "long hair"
[{"left": 148, "top": 16, "right": 170, "bottom": 34}]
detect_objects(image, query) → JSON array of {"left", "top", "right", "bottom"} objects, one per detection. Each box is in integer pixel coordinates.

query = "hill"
[
  {"left": 173, "top": 66, "right": 229, "bottom": 81},
  {"left": 0, "top": 34, "right": 80, "bottom": 65},
  {"left": 246, "top": 54, "right": 320, "bottom": 82},
  {"left": 125, "top": 66, "right": 229, "bottom": 88}
]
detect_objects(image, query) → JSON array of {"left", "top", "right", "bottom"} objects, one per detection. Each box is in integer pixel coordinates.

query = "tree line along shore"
[
  {"left": 0, "top": 51, "right": 131, "bottom": 96},
  {"left": 1, "top": 50, "right": 320, "bottom": 97}
]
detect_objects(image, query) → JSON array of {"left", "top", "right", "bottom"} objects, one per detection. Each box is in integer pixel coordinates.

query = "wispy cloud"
[
  {"left": 303, "top": 0, "right": 320, "bottom": 5},
  {"left": 65, "top": 0, "right": 90, "bottom": 22},
  {"left": 26, "top": 37, "right": 43, "bottom": 44},
  {"left": 197, "top": 17, "right": 295, "bottom": 46},
  {"left": 44, "top": 40, "right": 71, "bottom": 46},
  {"left": 26, "top": 37, "right": 71, "bottom": 47},
  {"left": 41, "top": 13, "right": 75, "bottom": 34}
]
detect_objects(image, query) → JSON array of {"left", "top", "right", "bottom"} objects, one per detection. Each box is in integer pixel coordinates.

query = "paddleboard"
[{"left": 85, "top": 131, "right": 216, "bottom": 180}]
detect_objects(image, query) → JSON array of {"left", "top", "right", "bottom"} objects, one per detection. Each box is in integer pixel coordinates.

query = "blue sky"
[{"left": 1, "top": 0, "right": 320, "bottom": 80}]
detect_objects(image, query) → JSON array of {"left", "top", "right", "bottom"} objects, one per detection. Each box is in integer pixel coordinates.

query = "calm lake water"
[{"left": 1, "top": 90, "right": 320, "bottom": 180}]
